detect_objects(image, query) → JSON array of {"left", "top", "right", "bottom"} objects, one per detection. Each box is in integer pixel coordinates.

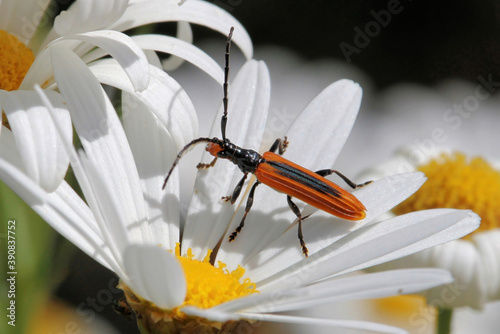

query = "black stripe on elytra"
[{"left": 266, "top": 160, "right": 341, "bottom": 198}]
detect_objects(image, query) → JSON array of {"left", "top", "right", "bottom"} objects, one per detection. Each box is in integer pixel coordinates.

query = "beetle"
[{"left": 162, "top": 27, "right": 371, "bottom": 257}]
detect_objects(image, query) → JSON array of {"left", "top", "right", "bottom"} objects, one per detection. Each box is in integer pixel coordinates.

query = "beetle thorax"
[{"left": 206, "top": 139, "right": 262, "bottom": 174}]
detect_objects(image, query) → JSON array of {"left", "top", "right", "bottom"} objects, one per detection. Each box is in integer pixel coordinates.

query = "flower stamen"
[
  {"left": 394, "top": 152, "right": 500, "bottom": 235},
  {"left": 120, "top": 245, "right": 258, "bottom": 333},
  {"left": 0, "top": 30, "right": 35, "bottom": 91},
  {"left": 174, "top": 243, "right": 258, "bottom": 310}
]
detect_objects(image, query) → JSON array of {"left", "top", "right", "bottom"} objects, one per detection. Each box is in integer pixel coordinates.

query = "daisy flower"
[
  {"left": 351, "top": 81, "right": 500, "bottom": 333},
  {"left": 0, "top": 42, "right": 480, "bottom": 333},
  {"left": 0, "top": 0, "right": 251, "bottom": 192},
  {"left": 360, "top": 147, "right": 500, "bottom": 308}
]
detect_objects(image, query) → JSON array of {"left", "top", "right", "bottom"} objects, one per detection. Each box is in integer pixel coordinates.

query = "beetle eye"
[{"left": 218, "top": 151, "right": 228, "bottom": 158}]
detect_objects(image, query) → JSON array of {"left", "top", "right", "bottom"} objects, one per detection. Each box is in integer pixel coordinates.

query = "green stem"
[{"left": 436, "top": 307, "right": 453, "bottom": 334}]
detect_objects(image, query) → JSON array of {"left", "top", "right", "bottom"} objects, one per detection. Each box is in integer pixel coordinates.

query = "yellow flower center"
[
  {"left": 376, "top": 152, "right": 499, "bottom": 329},
  {"left": 373, "top": 295, "right": 435, "bottom": 331},
  {"left": 394, "top": 152, "right": 500, "bottom": 235},
  {"left": 174, "top": 244, "right": 258, "bottom": 310},
  {"left": 118, "top": 245, "right": 258, "bottom": 332},
  {"left": 375, "top": 295, "right": 428, "bottom": 318},
  {"left": 0, "top": 30, "right": 35, "bottom": 91}
]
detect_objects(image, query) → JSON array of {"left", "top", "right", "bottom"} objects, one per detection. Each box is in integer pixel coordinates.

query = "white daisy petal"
[
  {"left": 375, "top": 230, "right": 500, "bottom": 309},
  {"left": 390, "top": 241, "right": 485, "bottom": 309},
  {"left": 0, "top": 126, "right": 22, "bottom": 168},
  {"left": 218, "top": 269, "right": 452, "bottom": 314},
  {"left": 57, "top": 30, "right": 150, "bottom": 91},
  {"left": 50, "top": 46, "right": 150, "bottom": 246},
  {"left": 356, "top": 145, "right": 454, "bottom": 182},
  {"left": 215, "top": 79, "right": 364, "bottom": 270},
  {"left": 122, "top": 245, "right": 186, "bottom": 309},
  {"left": 0, "top": 0, "right": 50, "bottom": 43},
  {"left": 161, "top": 21, "right": 193, "bottom": 71},
  {"left": 183, "top": 60, "right": 270, "bottom": 259},
  {"left": 54, "top": 0, "right": 128, "bottom": 36},
  {"left": 3, "top": 4, "right": 484, "bottom": 327},
  {"left": 33, "top": 85, "right": 129, "bottom": 277},
  {"left": 290, "top": 170, "right": 423, "bottom": 232},
  {"left": 0, "top": 147, "right": 117, "bottom": 272},
  {"left": 143, "top": 49, "right": 163, "bottom": 69},
  {"left": 36, "top": 93, "right": 131, "bottom": 268},
  {"left": 122, "top": 93, "right": 180, "bottom": 250},
  {"left": 299, "top": 171, "right": 425, "bottom": 251},
  {"left": 356, "top": 172, "right": 425, "bottom": 224},
  {"left": 82, "top": 33, "right": 222, "bottom": 85},
  {"left": 291, "top": 171, "right": 424, "bottom": 258},
  {"left": 284, "top": 79, "right": 363, "bottom": 169},
  {"left": 240, "top": 172, "right": 426, "bottom": 280},
  {"left": 77, "top": 152, "right": 137, "bottom": 266},
  {"left": 360, "top": 148, "right": 500, "bottom": 309},
  {"left": 238, "top": 313, "right": 407, "bottom": 334},
  {"left": 1, "top": 90, "right": 71, "bottom": 192},
  {"left": 0, "top": 0, "right": 16, "bottom": 32},
  {"left": 89, "top": 59, "right": 197, "bottom": 150},
  {"left": 257, "top": 209, "right": 479, "bottom": 291},
  {"left": 109, "top": 0, "right": 253, "bottom": 59},
  {"left": 24, "top": 30, "right": 151, "bottom": 92},
  {"left": 132, "top": 34, "right": 223, "bottom": 84},
  {"left": 19, "top": 46, "right": 53, "bottom": 89},
  {"left": 181, "top": 307, "right": 239, "bottom": 323},
  {"left": 473, "top": 230, "right": 500, "bottom": 302},
  {"left": 184, "top": 306, "right": 407, "bottom": 334}
]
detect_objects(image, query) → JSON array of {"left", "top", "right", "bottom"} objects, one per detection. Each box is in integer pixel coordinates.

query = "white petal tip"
[{"left": 181, "top": 306, "right": 240, "bottom": 322}]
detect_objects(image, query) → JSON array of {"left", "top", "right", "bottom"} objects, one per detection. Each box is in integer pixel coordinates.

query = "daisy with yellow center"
[
  {"left": 359, "top": 146, "right": 500, "bottom": 332},
  {"left": 1, "top": 4, "right": 250, "bottom": 331},
  {"left": 0, "top": 0, "right": 252, "bottom": 193},
  {"left": 118, "top": 244, "right": 258, "bottom": 332},
  {"left": 0, "top": 43, "right": 480, "bottom": 332}
]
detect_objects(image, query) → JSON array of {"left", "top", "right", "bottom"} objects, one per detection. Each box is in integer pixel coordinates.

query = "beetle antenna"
[
  {"left": 162, "top": 137, "right": 218, "bottom": 190},
  {"left": 221, "top": 26, "right": 234, "bottom": 142}
]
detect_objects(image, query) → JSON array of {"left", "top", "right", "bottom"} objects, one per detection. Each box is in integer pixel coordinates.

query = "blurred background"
[
  {"left": 198, "top": 0, "right": 500, "bottom": 88},
  {"left": 3, "top": 0, "right": 499, "bottom": 333}
]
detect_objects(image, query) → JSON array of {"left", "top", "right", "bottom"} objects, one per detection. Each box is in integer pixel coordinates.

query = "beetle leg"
[
  {"left": 315, "top": 169, "right": 372, "bottom": 189},
  {"left": 222, "top": 173, "right": 248, "bottom": 203},
  {"left": 196, "top": 157, "right": 218, "bottom": 169},
  {"left": 229, "top": 181, "right": 260, "bottom": 242},
  {"left": 287, "top": 195, "right": 309, "bottom": 257},
  {"left": 269, "top": 136, "right": 289, "bottom": 155}
]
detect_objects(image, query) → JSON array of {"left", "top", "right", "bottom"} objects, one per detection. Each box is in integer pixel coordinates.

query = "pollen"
[
  {"left": 394, "top": 152, "right": 500, "bottom": 235},
  {"left": 118, "top": 245, "right": 258, "bottom": 332},
  {"left": 0, "top": 30, "right": 35, "bottom": 91},
  {"left": 174, "top": 243, "right": 258, "bottom": 310}
]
